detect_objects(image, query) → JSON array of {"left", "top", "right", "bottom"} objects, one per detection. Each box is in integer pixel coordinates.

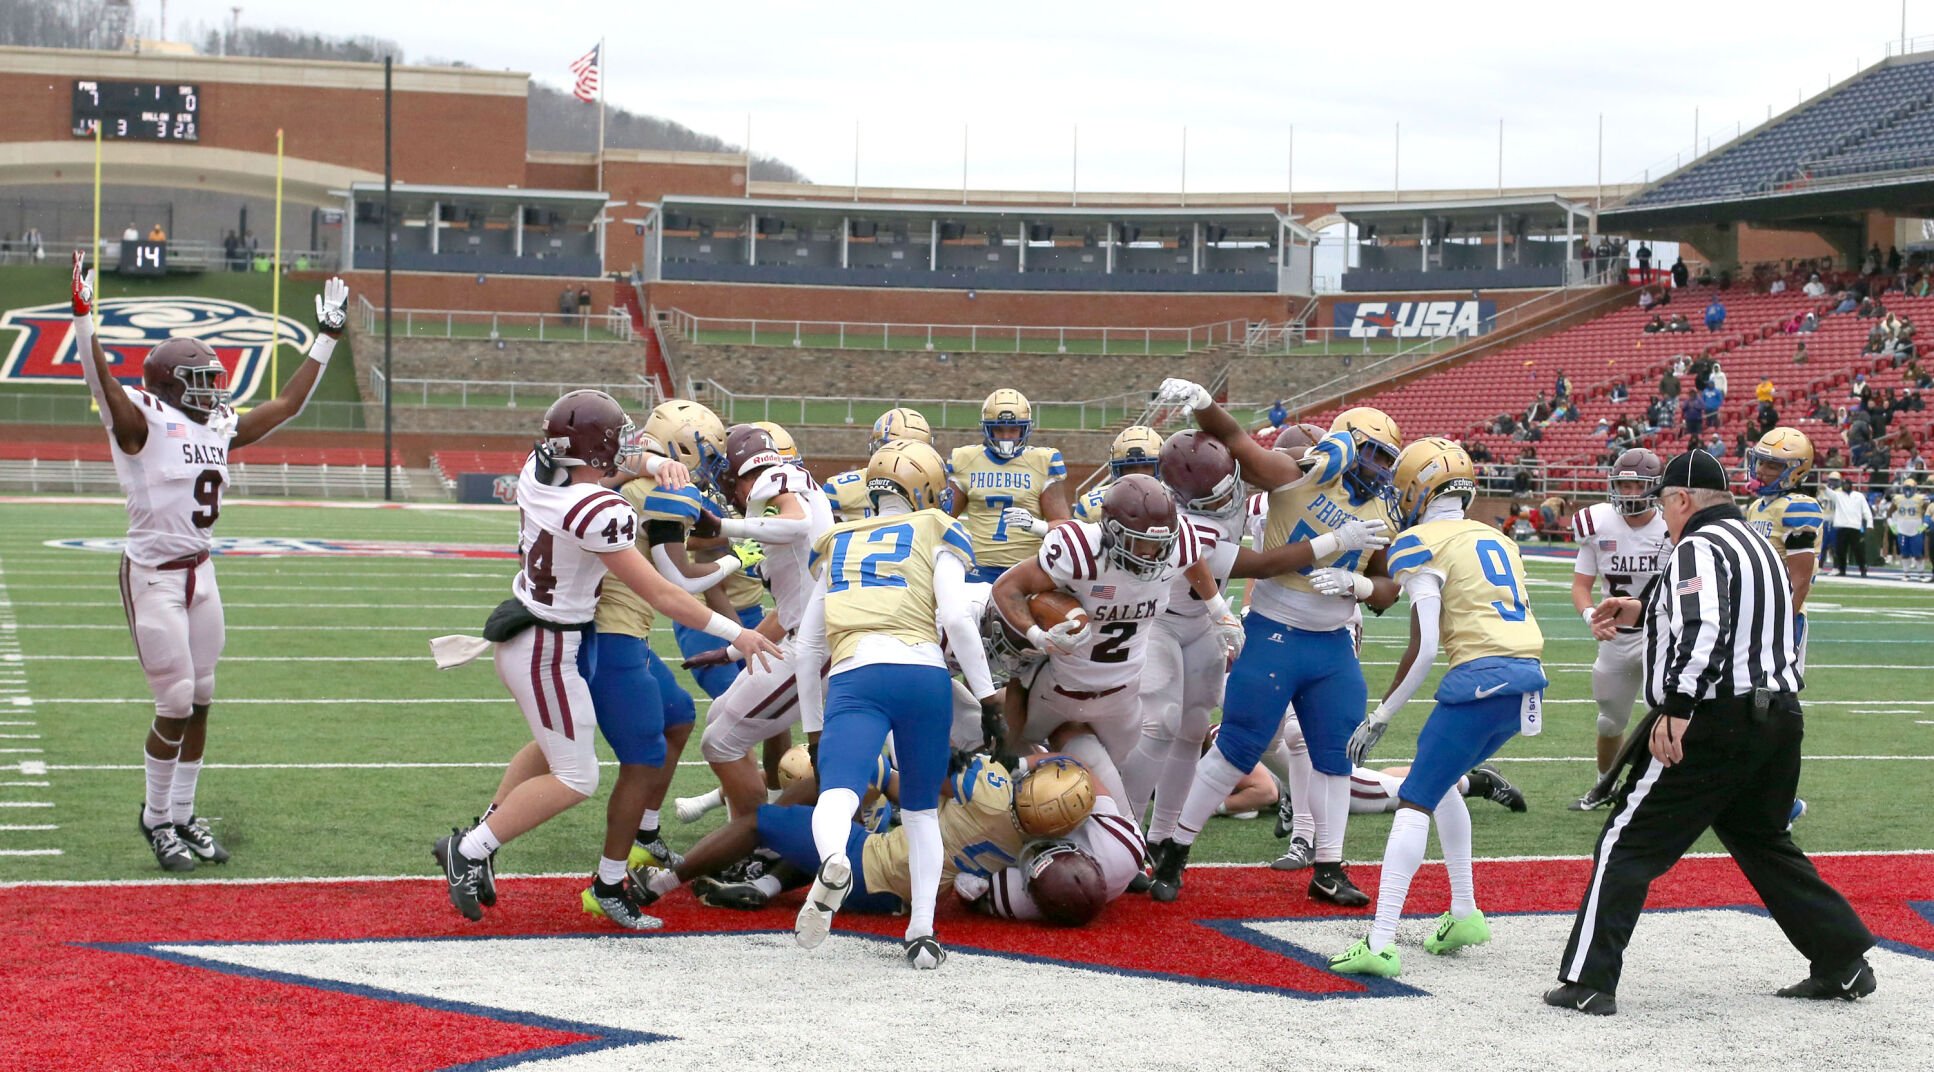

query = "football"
[{"left": 1027, "top": 590, "right": 1088, "bottom": 633}]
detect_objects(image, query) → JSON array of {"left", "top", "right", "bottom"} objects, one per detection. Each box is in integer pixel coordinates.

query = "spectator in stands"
[
  {"left": 1865, "top": 244, "right": 1883, "bottom": 275},
  {"left": 1865, "top": 323, "right": 1889, "bottom": 355},
  {"left": 147, "top": 223, "right": 167, "bottom": 242},
  {"left": 1850, "top": 371, "right": 1871, "bottom": 405},
  {"left": 1803, "top": 273, "right": 1828, "bottom": 298},
  {"left": 1268, "top": 399, "right": 1288, "bottom": 429},
  {"left": 1610, "top": 380, "right": 1630, "bottom": 403},
  {"left": 1857, "top": 295, "right": 1882, "bottom": 319},
  {"left": 1579, "top": 238, "right": 1594, "bottom": 276},
  {"left": 1493, "top": 412, "right": 1518, "bottom": 436},
  {"left": 1637, "top": 243, "right": 1653, "bottom": 281},
  {"left": 1757, "top": 378, "right": 1776, "bottom": 405},
  {"left": 1671, "top": 257, "right": 1690, "bottom": 288},
  {"left": 1889, "top": 245, "right": 1903, "bottom": 274},
  {"left": 1799, "top": 311, "right": 1820, "bottom": 334},
  {"left": 1525, "top": 392, "right": 1551, "bottom": 426},
  {"left": 1696, "top": 264, "right": 1717, "bottom": 286},
  {"left": 1468, "top": 440, "right": 1493, "bottom": 464},
  {"left": 1699, "top": 382, "right": 1725, "bottom": 429},
  {"left": 576, "top": 286, "right": 593, "bottom": 324},
  {"left": 1659, "top": 366, "right": 1682, "bottom": 400},
  {"left": 1810, "top": 395, "right": 1834, "bottom": 422},
  {"left": 1905, "top": 385, "right": 1928, "bottom": 409},
  {"left": 1689, "top": 355, "right": 1713, "bottom": 390},
  {"left": 1835, "top": 290, "right": 1860, "bottom": 315},
  {"left": 1703, "top": 297, "right": 1727, "bottom": 332},
  {"left": 1554, "top": 370, "right": 1572, "bottom": 401},
  {"left": 1709, "top": 360, "right": 1728, "bottom": 399},
  {"left": 1794, "top": 340, "right": 1810, "bottom": 365},
  {"left": 1639, "top": 288, "right": 1657, "bottom": 313},
  {"left": 23, "top": 226, "right": 43, "bottom": 261},
  {"left": 1758, "top": 398, "right": 1781, "bottom": 438},
  {"left": 1703, "top": 430, "right": 1728, "bottom": 457},
  {"left": 121, "top": 222, "right": 138, "bottom": 243},
  {"left": 1644, "top": 313, "right": 1665, "bottom": 332},
  {"left": 1824, "top": 444, "right": 1847, "bottom": 471},
  {"left": 1667, "top": 313, "right": 1693, "bottom": 333},
  {"left": 1681, "top": 390, "right": 1706, "bottom": 437},
  {"left": 558, "top": 285, "right": 576, "bottom": 326},
  {"left": 1769, "top": 276, "right": 1787, "bottom": 295},
  {"left": 1644, "top": 396, "right": 1670, "bottom": 433}
]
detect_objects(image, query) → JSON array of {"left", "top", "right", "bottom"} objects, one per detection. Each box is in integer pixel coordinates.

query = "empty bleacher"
[{"left": 0, "top": 440, "right": 411, "bottom": 497}]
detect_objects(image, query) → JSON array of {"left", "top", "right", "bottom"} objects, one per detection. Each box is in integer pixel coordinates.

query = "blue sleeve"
[
  {"left": 1385, "top": 533, "right": 1434, "bottom": 577},
  {"left": 642, "top": 487, "right": 704, "bottom": 521},
  {"left": 1311, "top": 432, "right": 1353, "bottom": 485},
  {"left": 1046, "top": 450, "right": 1067, "bottom": 478},
  {"left": 948, "top": 755, "right": 984, "bottom": 803},
  {"left": 942, "top": 520, "right": 977, "bottom": 566}
]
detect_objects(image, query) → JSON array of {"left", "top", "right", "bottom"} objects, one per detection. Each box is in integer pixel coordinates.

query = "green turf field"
[{"left": 1, "top": 499, "right": 1929, "bottom": 885}]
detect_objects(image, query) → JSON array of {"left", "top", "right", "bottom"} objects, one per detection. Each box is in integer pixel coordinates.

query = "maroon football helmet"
[
  {"left": 142, "top": 337, "right": 229, "bottom": 419},
  {"left": 1609, "top": 447, "right": 1664, "bottom": 516},
  {"left": 722, "top": 423, "right": 785, "bottom": 512},
  {"left": 1271, "top": 422, "right": 1327, "bottom": 456},
  {"left": 1026, "top": 842, "right": 1108, "bottom": 926},
  {"left": 1099, "top": 473, "right": 1180, "bottom": 579},
  {"left": 1160, "top": 429, "right": 1244, "bottom": 519},
  {"left": 537, "top": 390, "right": 637, "bottom": 476}
]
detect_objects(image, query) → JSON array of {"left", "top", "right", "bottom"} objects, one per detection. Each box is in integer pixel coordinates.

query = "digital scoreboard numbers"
[{"left": 72, "top": 81, "right": 200, "bottom": 142}]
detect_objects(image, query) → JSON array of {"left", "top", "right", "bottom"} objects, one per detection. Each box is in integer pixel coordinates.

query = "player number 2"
[
  {"left": 1475, "top": 539, "right": 1527, "bottom": 622},
  {"left": 1090, "top": 621, "right": 1138, "bottom": 663},
  {"left": 189, "top": 469, "right": 221, "bottom": 528}
]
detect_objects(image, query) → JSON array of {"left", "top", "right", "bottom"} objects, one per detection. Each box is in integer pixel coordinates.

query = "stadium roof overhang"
[
  {"left": 345, "top": 182, "right": 611, "bottom": 224},
  {"left": 1600, "top": 174, "right": 1934, "bottom": 231},
  {"left": 1339, "top": 194, "right": 1593, "bottom": 237},
  {"left": 654, "top": 194, "right": 1312, "bottom": 242}
]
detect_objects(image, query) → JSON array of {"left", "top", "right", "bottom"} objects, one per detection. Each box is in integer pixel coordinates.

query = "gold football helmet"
[
  {"left": 1747, "top": 427, "right": 1815, "bottom": 497},
  {"left": 776, "top": 744, "right": 814, "bottom": 789},
  {"left": 1392, "top": 436, "right": 1476, "bottom": 528},
  {"left": 982, "top": 388, "right": 1033, "bottom": 460},
  {"left": 1108, "top": 425, "right": 1164, "bottom": 480},
  {"left": 750, "top": 421, "right": 799, "bottom": 461},
  {"left": 1012, "top": 754, "right": 1095, "bottom": 838},
  {"left": 1330, "top": 406, "right": 1403, "bottom": 500},
  {"left": 642, "top": 399, "right": 728, "bottom": 488},
  {"left": 869, "top": 407, "right": 933, "bottom": 455},
  {"left": 866, "top": 439, "right": 948, "bottom": 511}
]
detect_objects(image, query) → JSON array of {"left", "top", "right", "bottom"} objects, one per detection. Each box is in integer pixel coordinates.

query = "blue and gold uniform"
[
  {"left": 823, "top": 467, "right": 873, "bottom": 522},
  {"left": 1071, "top": 485, "right": 1107, "bottom": 523},
  {"left": 947, "top": 442, "right": 1066, "bottom": 579},
  {"left": 1891, "top": 485, "right": 1927, "bottom": 563},
  {"left": 584, "top": 477, "right": 700, "bottom": 764},
  {"left": 640, "top": 480, "right": 765, "bottom": 697}
]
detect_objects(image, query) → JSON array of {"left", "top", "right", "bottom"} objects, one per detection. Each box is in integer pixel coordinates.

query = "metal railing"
[
  {"left": 697, "top": 379, "right": 1146, "bottom": 433},
  {"left": 658, "top": 309, "right": 1247, "bottom": 355},
  {"left": 355, "top": 296, "right": 633, "bottom": 343},
  {"left": 0, "top": 237, "right": 338, "bottom": 272},
  {"left": 368, "top": 366, "right": 661, "bottom": 411}
]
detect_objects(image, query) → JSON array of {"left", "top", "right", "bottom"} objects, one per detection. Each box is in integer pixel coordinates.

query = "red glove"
[
  {"left": 71, "top": 250, "right": 93, "bottom": 317},
  {"left": 681, "top": 648, "right": 735, "bottom": 671}
]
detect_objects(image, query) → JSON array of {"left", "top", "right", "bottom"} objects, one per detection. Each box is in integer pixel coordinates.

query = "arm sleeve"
[
  {"left": 719, "top": 512, "right": 813, "bottom": 543},
  {"left": 1381, "top": 571, "right": 1443, "bottom": 715},
  {"left": 794, "top": 572, "right": 830, "bottom": 734},
  {"left": 72, "top": 316, "right": 119, "bottom": 432},
  {"left": 1662, "top": 538, "right": 1729, "bottom": 718},
  {"left": 649, "top": 542, "right": 733, "bottom": 594},
  {"left": 934, "top": 550, "right": 995, "bottom": 701},
  {"left": 981, "top": 864, "right": 1042, "bottom": 921}
]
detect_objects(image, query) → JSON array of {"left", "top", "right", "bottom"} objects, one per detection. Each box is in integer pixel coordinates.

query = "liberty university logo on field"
[{"left": 0, "top": 296, "right": 312, "bottom": 406}]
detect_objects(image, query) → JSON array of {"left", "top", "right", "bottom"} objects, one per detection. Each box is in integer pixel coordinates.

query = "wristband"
[
  {"left": 1309, "top": 532, "right": 1340, "bottom": 560},
  {"left": 702, "top": 611, "right": 743, "bottom": 641},
  {"left": 642, "top": 453, "right": 670, "bottom": 478},
  {"left": 716, "top": 555, "right": 744, "bottom": 578},
  {"left": 1025, "top": 625, "right": 1049, "bottom": 650},
  {"left": 308, "top": 333, "right": 338, "bottom": 367},
  {"left": 723, "top": 644, "right": 743, "bottom": 660},
  {"left": 1368, "top": 703, "right": 1394, "bottom": 726},
  {"left": 1582, "top": 608, "right": 1597, "bottom": 626},
  {"left": 1026, "top": 518, "right": 1049, "bottom": 538},
  {"left": 1205, "top": 593, "right": 1232, "bottom": 622}
]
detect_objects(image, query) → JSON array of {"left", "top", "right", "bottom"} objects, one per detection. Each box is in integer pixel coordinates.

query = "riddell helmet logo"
[
  {"left": 0, "top": 296, "right": 312, "bottom": 406},
  {"left": 1335, "top": 300, "right": 1494, "bottom": 339}
]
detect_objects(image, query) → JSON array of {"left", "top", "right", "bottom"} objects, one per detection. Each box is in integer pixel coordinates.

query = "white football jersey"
[
  {"left": 1037, "top": 518, "right": 1200, "bottom": 691},
  {"left": 744, "top": 463, "right": 834, "bottom": 632},
  {"left": 1572, "top": 502, "right": 1671, "bottom": 638},
  {"left": 110, "top": 387, "right": 236, "bottom": 567},
  {"left": 1067, "top": 795, "right": 1148, "bottom": 895},
  {"left": 510, "top": 456, "right": 639, "bottom": 624},
  {"left": 1161, "top": 509, "right": 1242, "bottom": 622},
  {"left": 1244, "top": 491, "right": 1269, "bottom": 544}
]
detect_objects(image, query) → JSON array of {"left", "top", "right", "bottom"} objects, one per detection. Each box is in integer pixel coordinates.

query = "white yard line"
[{"left": 0, "top": 556, "right": 51, "bottom": 857}]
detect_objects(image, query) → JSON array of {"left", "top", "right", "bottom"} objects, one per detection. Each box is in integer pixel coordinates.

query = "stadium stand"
[
  {"left": 432, "top": 450, "right": 529, "bottom": 487},
  {"left": 0, "top": 440, "right": 411, "bottom": 497}
]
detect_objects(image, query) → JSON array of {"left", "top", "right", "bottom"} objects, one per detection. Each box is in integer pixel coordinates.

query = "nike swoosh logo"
[
  {"left": 1841, "top": 970, "right": 1864, "bottom": 990},
  {"left": 1576, "top": 995, "right": 1596, "bottom": 1010},
  {"left": 1475, "top": 683, "right": 1507, "bottom": 698}
]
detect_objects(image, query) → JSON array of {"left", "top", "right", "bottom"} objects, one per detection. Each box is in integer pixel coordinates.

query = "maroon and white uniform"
[
  {"left": 978, "top": 795, "right": 1147, "bottom": 921},
  {"left": 1019, "top": 519, "right": 1201, "bottom": 768},
  {"left": 699, "top": 463, "right": 834, "bottom": 764},
  {"left": 497, "top": 455, "right": 638, "bottom": 795},
  {"left": 111, "top": 387, "right": 236, "bottom": 720},
  {"left": 1571, "top": 501, "right": 1671, "bottom": 735}
]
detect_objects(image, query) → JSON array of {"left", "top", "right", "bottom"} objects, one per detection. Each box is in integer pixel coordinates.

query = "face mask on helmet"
[
  {"left": 980, "top": 603, "right": 1039, "bottom": 683},
  {"left": 1185, "top": 469, "right": 1246, "bottom": 520},
  {"left": 1101, "top": 517, "right": 1176, "bottom": 579},
  {"left": 1747, "top": 448, "right": 1799, "bottom": 496},
  {"left": 155, "top": 359, "right": 229, "bottom": 417},
  {"left": 982, "top": 417, "right": 1031, "bottom": 460},
  {"left": 1609, "top": 478, "right": 1655, "bottom": 516},
  {"left": 1344, "top": 438, "right": 1401, "bottom": 502}
]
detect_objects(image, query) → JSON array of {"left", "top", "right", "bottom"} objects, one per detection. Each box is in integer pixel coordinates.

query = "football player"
[
  {"left": 1567, "top": 448, "right": 1671, "bottom": 810},
  {"left": 957, "top": 769, "right": 1143, "bottom": 926},
  {"left": 431, "top": 391, "right": 780, "bottom": 925},
  {"left": 1330, "top": 437, "right": 1547, "bottom": 977},
  {"left": 792, "top": 439, "right": 1001, "bottom": 968},
  {"left": 1066, "top": 425, "right": 1164, "bottom": 522},
  {"left": 1890, "top": 478, "right": 1928, "bottom": 581},
  {"left": 1146, "top": 378, "right": 1398, "bottom": 907},
  {"left": 825, "top": 407, "right": 932, "bottom": 522},
  {"left": 948, "top": 388, "right": 1070, "bottom": 582},
  {"left": 683, "top": 424, "right": 834, "bottom": 820},
  {"left": 69, "top": 253, "right": 350, "bottom": 871},
  {"left": 1744, "top": 428, "right": 1825, "bottom": 665},
  {"left": 992, "top": 475, "right": 1234, "bottom": 808}
]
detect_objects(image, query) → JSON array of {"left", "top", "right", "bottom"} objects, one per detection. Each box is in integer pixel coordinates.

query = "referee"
[{"left": 1546, "top": 450, "right": 1876, "bottom": 1015}]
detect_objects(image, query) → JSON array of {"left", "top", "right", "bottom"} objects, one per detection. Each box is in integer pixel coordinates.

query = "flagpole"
[{"left": 595, "top": 38, "right": 606, "bottom": 193}]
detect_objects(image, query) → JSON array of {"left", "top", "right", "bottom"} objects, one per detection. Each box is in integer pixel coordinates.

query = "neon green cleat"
[
  {"left": 1423, "top": 909, "right": 1492, "bottom": 955},
  {"left": 1329, "top": 938, "right": 1402, "bottom": 977}
]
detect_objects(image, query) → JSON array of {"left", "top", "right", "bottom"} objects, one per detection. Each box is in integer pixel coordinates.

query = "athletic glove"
[
  {"left": 1028, "top": 617, "right": 1092, "bottom": 655},
  {"left": 1153, "top": 377, "right": 1215, "bottom": 413},
  {"left": 70, "top": 250, "right": 93, "bottom": 317},
  {"left": 1347, "top": 707, "right": 1392, "bottom": 766},
  {"left": 1001, "top": 506, "right": 1049, "bottom": 538},
  {"left": 979, "top": 695, "right": 1007, "bottom": 757},
  {"left": 1310, "top": 566, "right": 1373, "bottom": 601},
  {"left": 1211, "top": 611, "right": 1245, "bottom": 661},
  {"left": 314, "top": 277, "right": 348, "bottom": 337}
]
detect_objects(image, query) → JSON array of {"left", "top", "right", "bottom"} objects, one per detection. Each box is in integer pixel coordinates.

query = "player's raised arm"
[
  {"left": 233, "top": 276, "right": 348, "bottom": 448},
  {"left": 69, "top": 252, "right": 145, "bottom": 452},
  {"left": 1152, "top": 376, "right": 1330, "bottom": 492}
]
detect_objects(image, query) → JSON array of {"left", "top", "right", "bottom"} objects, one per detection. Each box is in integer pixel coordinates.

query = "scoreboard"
[{"left": 72, "top": 81, "right": 200, "bottom": 142}]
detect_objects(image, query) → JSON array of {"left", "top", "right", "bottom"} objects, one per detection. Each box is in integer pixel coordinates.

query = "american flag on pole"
[{"left": 569, "top": 43, "right": 601, "bottom": 103}]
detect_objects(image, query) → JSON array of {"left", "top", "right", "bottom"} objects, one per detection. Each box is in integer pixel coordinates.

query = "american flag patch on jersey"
[
  {"left": 166, "top": 422, "right": 186, "bottom": 438},
  {"left": 1597, "top": 538, "right": 1618, "bottom": 551},
  {"left": 1676, "top": 576, "right": 1704, "bottom": 595},
  {"left": 1091, "top": 584, "right": 1116, "bottom": 599}
]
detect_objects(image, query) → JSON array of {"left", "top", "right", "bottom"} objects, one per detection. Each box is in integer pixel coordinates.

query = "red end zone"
[{"left": 3, "top": 855, "right": 1931, "bottom": 1071}]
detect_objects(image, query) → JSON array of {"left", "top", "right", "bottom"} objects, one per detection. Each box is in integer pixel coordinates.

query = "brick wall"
[
  {"left": 644, "top": 281, "right": 1291, "bottom": 328},
  {"left": 330, "top": 272, "right": 616, "bottom": 315},
  {"left": 681, "top": 343, "right": 1228, "bottom": 401}
]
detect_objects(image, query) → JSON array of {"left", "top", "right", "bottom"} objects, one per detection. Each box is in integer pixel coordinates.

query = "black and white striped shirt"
[{"left": 1641, "top": 506, "right": 1803, "bottom": 717}]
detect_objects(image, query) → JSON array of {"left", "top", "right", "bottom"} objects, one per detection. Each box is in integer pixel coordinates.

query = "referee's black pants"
[{"left": 1557, "top": 696, "right": 1873, "bottom": 995}]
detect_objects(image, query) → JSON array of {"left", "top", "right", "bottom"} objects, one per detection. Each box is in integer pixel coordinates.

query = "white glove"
[
  {"left": 1309, "top": 566, "right": 1372, "bottom": 601},
  {"left": 952, "top": 871, "right": 991, "bottom": 902},
  {"left": 1001, "top": 506, "right": 1049, "bottom": 538},
  {"left": 314, "top": 277, "right": 349, "bottom": 338},
  {"left": 1329, "top": 518, "right": 1391, "bottom": 555},
  {"left": 1154, "top": 377, "right": 1214, "bottom": 413},
  {"left": 1211, "top": 612, "right": 1245, "bottom": 661},
  {"left": 1028, "top": 617, "right": 1092, "bottom": 655},
  {"left": 1347, "top": 708, "right": 1391, "bottom": 766}
]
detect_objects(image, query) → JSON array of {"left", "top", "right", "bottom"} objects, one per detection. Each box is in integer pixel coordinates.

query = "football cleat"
[
  {"left": 581, "top": 879, "right": 664, "bottom": 931},
  {"left": 1544, "top": 982, "right": 1617, "bottom": 1015},
  {"left": 1147, "top": 838, "right": 1191, "bottom": 903},
  {"left": 1787, "top": 798, "right": 1808, "bottom": 830},
  {"left": 1329, "top": 939, "right": 1401, "bottom": 977},
  {"left": 692, "top": 876, "right": 770, "bottom": 910},
  {"left": 173, "top": 815, "right": 229, "bottom": 863},
  {"left": 904, "top": 935, "right": 947, "bottom": 970},
  {"left": 141, "top": 810, "right": 196, "bottom": 873},
  {"left": 1468, "top": 766, "right": 1527, "bottom": 813},
  {"left": 1270, "top": 835, "right": 1316, "bottom": 872},
  {"left": 628, "top": 831, "right": 684, "bottom": 872},
  {"left": 1422, "top": 909, "right": 1492, "bottom": 955},
  {"left": 625, "top": 864, "right": 671, "bottom": 908},
  {"left": 433, "top": 830, "right": 486, "bottom": 921},
  {"left": 1776, "top": 959, "right": 1875, "bottom": 1000},
  {"left": 1309, "top": 864, "right": 1371, "bottom": 908},
  {"left": 1273, "top": 790, "right": 1296, "bottom": 839},
  {"left": 471, "top": 817, "right": 498, "bottom": 907},
  {"left": 794, "top": 855, "right": 852, "bottom": 950},
  {"left": 1568, "top": 785, "right": 1613, "bottom": 812},
  {"left": 1126, "top": 866, "right": 1153, "bottom": 895}
]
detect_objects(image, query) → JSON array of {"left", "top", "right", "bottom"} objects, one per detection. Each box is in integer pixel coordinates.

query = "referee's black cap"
[{"left": 1657, "top": 449, "right": 1730, "bottom": 492}]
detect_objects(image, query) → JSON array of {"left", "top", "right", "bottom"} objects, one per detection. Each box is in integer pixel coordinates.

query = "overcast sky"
[{"left": 152, "top": 0, "right": 1923, "bottom": 196}]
